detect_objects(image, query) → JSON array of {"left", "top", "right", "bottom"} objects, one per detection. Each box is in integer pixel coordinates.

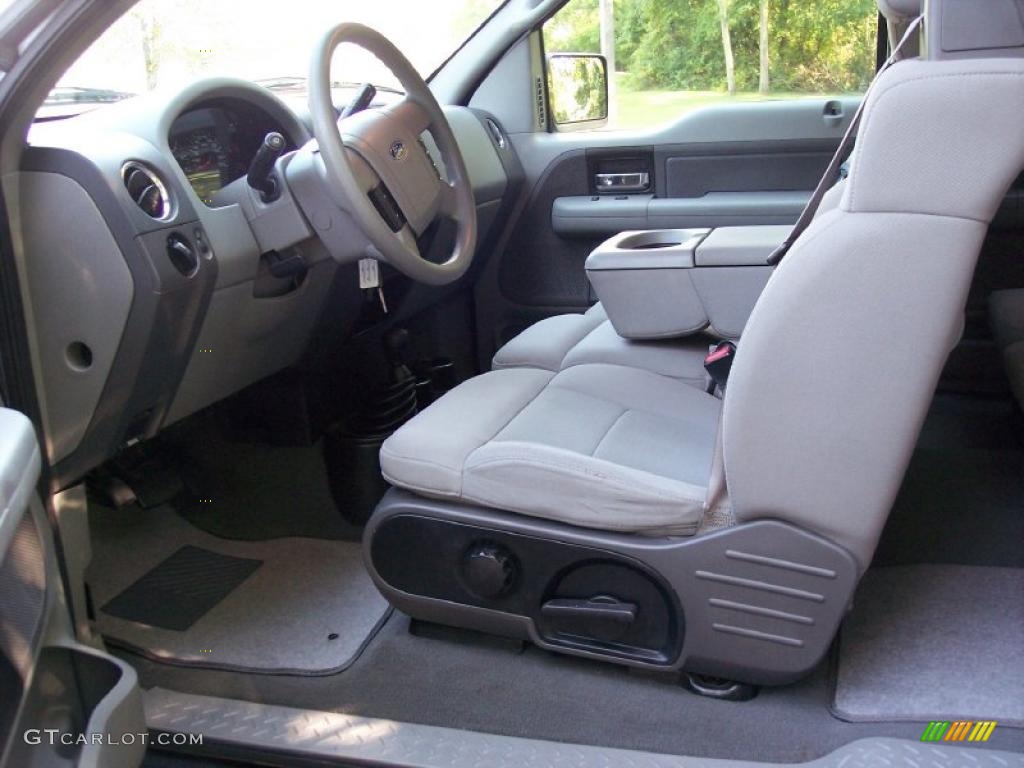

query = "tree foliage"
[{"left": 546, "top": 0, "right": 877, "bottom": 94}]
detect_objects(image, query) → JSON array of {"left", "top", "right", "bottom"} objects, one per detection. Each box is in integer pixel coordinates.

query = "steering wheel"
[{"left": 309, "top": 23, "right": 477, "bottom": 286}]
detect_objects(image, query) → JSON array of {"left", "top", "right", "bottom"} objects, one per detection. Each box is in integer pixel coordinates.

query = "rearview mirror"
[{"left": 546, "top": 53, "right": 608, "bottom": 130}]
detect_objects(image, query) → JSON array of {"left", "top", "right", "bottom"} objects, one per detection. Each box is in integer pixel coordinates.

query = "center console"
[{"left": 585, "top": 224, "right": 790, "bottom": 340}]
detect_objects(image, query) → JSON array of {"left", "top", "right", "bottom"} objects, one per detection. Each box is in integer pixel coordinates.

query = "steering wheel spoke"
[{"left": 308, "top": 23, "right": 476, "bottom": 286}]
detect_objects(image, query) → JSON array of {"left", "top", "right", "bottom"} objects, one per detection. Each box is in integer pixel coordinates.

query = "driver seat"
[{"left": 366, "top": 21, "right": 1024, "bottom": 684}]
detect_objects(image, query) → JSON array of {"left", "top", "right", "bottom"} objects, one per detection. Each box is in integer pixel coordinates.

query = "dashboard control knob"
[
  {"left": 462, "top": 542, "right": 518, "bottom": 599},
  {"left": 166, "top": 233, "right": 199, "bottom": 277}
]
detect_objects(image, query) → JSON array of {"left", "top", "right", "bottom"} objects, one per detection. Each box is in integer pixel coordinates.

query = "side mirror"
[{"left": 546, "top": 53, "right": 608, "bottom": 131}]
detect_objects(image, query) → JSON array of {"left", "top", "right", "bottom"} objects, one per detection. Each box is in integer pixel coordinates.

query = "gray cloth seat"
[
  {"left": 492, "top": 304, "right": 713, "bottom": 386},
  {"left": 381, "top": 364, "right": 722, "bottom": 535},
  {"left": 990, "top": 288, "right": 1024, "bottom": 407},
  {"left": 381, "top": 53, "right": 1024, "bottom": 572}
]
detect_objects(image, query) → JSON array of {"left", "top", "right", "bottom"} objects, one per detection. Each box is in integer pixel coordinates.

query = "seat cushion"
[
  {"left": 493, "top": 304, "right": 711, "bottom": 386},
  {"left": 381, "top": 363, "right": 721, "bottom": 535}
]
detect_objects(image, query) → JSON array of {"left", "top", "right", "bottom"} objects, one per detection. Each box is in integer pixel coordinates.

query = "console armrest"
[{"left": 694, "top": 225, "right": 793, "bottom": 266}]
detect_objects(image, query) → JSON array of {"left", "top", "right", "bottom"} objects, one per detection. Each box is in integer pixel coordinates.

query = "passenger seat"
[
  {"left": 990, "top": 288, "right": 1024, "bottom": 407},
  {"left": 492, "top": 304, "right": 712, "bottom": 388}
]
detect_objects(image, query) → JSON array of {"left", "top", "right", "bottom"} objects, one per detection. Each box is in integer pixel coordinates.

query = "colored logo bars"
[{"left": 921, "top": 721, "right": 998, "bottom": 742}]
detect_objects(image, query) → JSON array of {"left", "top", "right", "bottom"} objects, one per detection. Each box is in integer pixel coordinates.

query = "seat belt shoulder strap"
[{"left": 767, "top": 15, "right": 924, "bottom": 267}]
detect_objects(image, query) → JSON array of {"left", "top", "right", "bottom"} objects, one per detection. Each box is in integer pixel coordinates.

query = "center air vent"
[{"left": 122, "top": 161, "right": 171, "bottom": 220}]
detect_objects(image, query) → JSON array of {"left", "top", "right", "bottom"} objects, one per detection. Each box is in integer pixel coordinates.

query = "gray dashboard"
[{"left": 18, "top": 78, "right": 511, "bottom": 488}]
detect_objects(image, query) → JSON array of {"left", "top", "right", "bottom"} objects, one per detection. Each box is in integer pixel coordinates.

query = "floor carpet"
[
  {"left": 834, "top": 565, "right": 1024, "bottom": 725},
  {"left": 89, "top": 505, "right": 389, "bottom": 675},
  {"left": 875, "top": 396, "right": 1024, "bottom": 568}
]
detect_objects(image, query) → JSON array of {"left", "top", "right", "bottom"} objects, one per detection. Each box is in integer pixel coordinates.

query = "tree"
[
  {"left": 600, "top": 0, "right": 616, "bottom": 121},
  {"left": 133, "top": 10, "right": 160, "bottom": 90},
  {"left": 715, "top": 0, "right": 736, "bottom": 95},
  {"left": 544, "top": 0, "right": 601, "bottom": 54},
  {"left": 758, "top": 0, "right": 770, "bottom": 94}
]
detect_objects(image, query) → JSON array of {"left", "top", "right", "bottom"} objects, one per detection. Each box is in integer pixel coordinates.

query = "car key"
[{"left": 359, "top": 257, "right": 388, "bottom": 314}]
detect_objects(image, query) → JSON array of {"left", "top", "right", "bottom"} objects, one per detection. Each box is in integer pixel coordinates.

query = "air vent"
[
  {"left": 121, "top": 161, "right": 171, "bottom": 220},
  {"left": 485, "top": 118, "right": 506, "bottom": 150}
]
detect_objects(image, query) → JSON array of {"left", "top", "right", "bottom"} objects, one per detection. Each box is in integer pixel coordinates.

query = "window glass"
[
  {"left": 543, "top": 0, "right": 878, "bottom": 131},
  {"left": 46, "top": 0, "right": 502, "bottom": 118}
]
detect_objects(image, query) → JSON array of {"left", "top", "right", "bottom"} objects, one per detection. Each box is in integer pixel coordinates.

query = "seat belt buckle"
[{"left": 704, "top": 341, "right": 736, "bottom": 391}]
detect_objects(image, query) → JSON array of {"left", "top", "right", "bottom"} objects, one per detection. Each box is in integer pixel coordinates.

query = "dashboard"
[
  {"left": 169, "top": 97, "right": 295, "bottom": 203},
  {"left": 21, "top": 77, "right": 516, "bottom": 490}
]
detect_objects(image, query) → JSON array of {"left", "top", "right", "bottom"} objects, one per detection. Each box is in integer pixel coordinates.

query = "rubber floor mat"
[{"left": 101, "top": 545, "right": 261, "bottom": 631}]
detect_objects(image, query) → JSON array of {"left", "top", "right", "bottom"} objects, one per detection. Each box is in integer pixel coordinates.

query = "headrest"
[{"left": 877, "top": 0, "right": 921, "bottom": 22}]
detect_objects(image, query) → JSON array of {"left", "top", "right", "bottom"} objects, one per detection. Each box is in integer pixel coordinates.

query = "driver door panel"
[{"left": 0, "top": 408, "right": 145, "bottom": 768}]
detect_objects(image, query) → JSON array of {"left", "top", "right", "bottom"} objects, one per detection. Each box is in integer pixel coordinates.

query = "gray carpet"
[
  {"left": 834, "top": 565, "right": 1024, "bottom": 725},
  {"left": 89, "top": 505, "right": 390, "bottom": 675}
]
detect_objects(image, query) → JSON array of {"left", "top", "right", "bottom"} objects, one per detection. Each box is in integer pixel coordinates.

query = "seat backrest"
[{"left": 722, "top": 30, "right": 1024, "bottom": 571}]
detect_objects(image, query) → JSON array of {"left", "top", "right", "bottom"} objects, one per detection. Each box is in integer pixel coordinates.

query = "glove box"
[{"left": 585, "top": 225, "right": 790, "bottom": 340}]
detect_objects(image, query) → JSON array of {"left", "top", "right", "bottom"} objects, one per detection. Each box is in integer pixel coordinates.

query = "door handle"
[
  {"left": 823, "top": 100, "right": 844, "bottom": 128},
  {"left": 595, "top": 172, "right": 650, "bottom": 192}
]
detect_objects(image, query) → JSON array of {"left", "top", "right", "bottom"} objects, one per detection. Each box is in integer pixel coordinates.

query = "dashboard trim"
[{"left": 22, "top": 146, "right": 218, "bottom": 489}]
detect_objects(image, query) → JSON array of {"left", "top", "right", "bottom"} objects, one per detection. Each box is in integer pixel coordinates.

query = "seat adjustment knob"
[{"left": 462, "top": 542, "right": 517, "bottom": 599}]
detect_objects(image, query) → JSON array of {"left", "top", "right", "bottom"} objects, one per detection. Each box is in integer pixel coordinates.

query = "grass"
[{"left": 607, "top": 73, "right": 840, "bottom": 131}]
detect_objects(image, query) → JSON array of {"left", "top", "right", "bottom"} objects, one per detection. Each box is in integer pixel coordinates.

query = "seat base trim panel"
[{"left": 365, "top": 489, "right": 859, "bottom": 685}]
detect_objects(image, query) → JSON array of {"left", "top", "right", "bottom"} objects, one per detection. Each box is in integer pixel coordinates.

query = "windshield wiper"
[{"left": 43, "top": 86, "right": 135, "bottom": 106}]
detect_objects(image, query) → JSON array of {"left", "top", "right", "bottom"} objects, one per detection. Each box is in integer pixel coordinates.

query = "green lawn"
[{"left": 609, "top": 76, "right": 839, "bottom": 131}]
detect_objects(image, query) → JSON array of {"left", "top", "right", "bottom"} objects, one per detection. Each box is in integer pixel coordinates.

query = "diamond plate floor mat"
[
  {"left": 144, "top": 688, "right": 1024, "bottom": 768},
  {"left": 834, "top": 565, "right": 1024, "bottom": 725},
  {"left": 88, "top": 505, "right": 390, "bottom": 675},
  {"left": 101, "top": 545, "right": 261, "bottom": 631}
]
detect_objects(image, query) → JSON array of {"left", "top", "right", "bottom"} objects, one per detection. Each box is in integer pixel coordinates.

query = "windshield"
[{"left": 48, "top": 0, "right": 503, "bottom": 116}]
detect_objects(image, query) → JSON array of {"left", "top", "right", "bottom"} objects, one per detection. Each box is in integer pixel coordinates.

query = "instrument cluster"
[{"left": 169, "top": 97, "right": 294, "bottom": 204}]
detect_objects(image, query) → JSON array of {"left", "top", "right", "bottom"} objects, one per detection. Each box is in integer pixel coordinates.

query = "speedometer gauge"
[{"left": 170, "top": 126, "right": 226, "bottom": 204}]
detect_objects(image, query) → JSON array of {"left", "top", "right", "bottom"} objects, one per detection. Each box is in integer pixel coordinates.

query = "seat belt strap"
[{"left": 767, "top": 15, "right": 924, "bottom": 267}]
